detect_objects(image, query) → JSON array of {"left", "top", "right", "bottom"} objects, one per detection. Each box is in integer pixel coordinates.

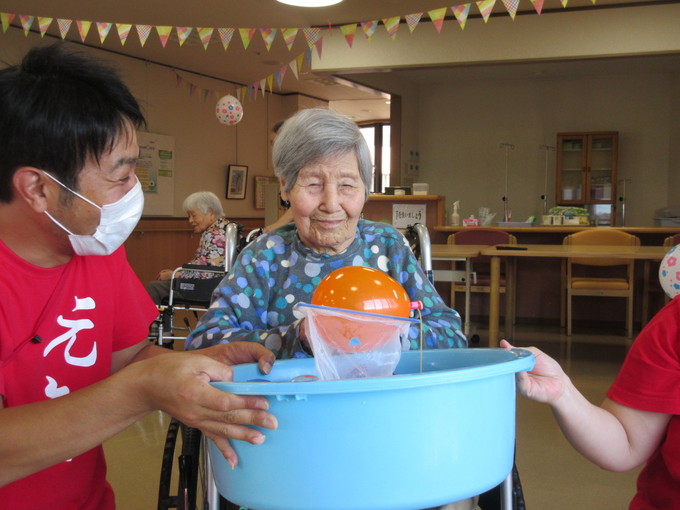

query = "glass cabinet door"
[
  {"left": 557, "top": 135, "right": 586, "bottom": 202},
  {"left": 588, "top": 134, "right": 615, "bottom": 203}
]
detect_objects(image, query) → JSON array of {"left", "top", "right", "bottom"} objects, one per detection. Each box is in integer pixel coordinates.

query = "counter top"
[{"left": 435, "top": 225, "right": 680, "bottom": 234}]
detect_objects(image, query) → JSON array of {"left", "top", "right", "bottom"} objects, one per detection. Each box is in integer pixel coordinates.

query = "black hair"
[{"left": 0, "top": 43, "right": 146, "bottom": 202}]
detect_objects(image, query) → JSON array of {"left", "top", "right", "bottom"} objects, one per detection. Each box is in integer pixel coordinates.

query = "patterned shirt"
[
  {"left": 186, "top": 220, "right": 466, "bottom": 358},
  {"left": 179, "top": 216, "right": 229, "bottom": 279}
]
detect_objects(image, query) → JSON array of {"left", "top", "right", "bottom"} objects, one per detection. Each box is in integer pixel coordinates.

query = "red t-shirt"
[
  {"left": 607, "top": 296, "right": 680, "bottom": 510},
  {"left": 0, "top": 241, "right": 158, "bottom": 509}
]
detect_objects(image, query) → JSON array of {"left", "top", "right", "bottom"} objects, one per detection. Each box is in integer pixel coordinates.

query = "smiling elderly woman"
[{"left": 186, "top": 108, "right": 466, "bottom": 357}]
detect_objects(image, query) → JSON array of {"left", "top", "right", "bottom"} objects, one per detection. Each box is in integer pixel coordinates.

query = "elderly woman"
[
  {"left": 146, "top": 191, "right": 229, "bottom": 304},
  {"left": 187, "top": 109, "right": 465, "bottom": 355}
]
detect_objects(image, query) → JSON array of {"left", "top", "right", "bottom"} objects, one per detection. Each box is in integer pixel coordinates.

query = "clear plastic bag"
[{"left": 296, "top": 303, "right": 415, "bottom": 381}]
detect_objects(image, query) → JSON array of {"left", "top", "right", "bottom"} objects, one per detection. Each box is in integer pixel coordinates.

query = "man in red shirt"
[{"left": 0, "top": 43, "right": 277, "bottom": 509}]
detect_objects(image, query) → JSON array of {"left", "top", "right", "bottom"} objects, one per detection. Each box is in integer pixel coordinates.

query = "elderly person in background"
[
  {"left": 187, "top": 107, "right": 471, "bottom": 510},
  {"left": 146, "top": 191, "right": 229, "bottom": 304}
]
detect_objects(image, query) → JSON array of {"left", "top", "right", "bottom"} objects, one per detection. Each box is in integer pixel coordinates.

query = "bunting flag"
[
  {"left": 289, "top": 56, "right": 299, "bottom": 79},
  {"left": 340, "top": 23, "right": 357, "bottom": 48},
  {"left": 253, "top": 80, "right": 260, "bottom": 99},
  {"left": 175, "top": 26, "right": 193, "bottom": 46},
  {"left": 116, "top": 23, "right": 132, "bottom": 45},
  {"left": 197, "top": 27, "right": 214, "bottom": 50},
  {"left": 404, "top": 13, "right": 423, "bottom": 33},
  {"left": 217, "top": 27, "right": 235, "bottom": 50},
  {"left": 302, "top": 27, "right": 322, "bottom": 58},
  {"left": 136, "top": 24, "right": 152, "bottom": 47},
  {"left": 96, "top": 22, "right": 113, "bottom": 43},
  {"left": 57, "top": 18, "right": 72, "bottom": 38},
  {"left": 427, "top": 8, "right": 447, "bottom": 33},
  {"left": 156, "top": 25, "right": 172, "bottom": 47},
  {"left": 18, "top": 14, "right": 34, "bottom": 36},
  {"left": 1, "top": 13, "right": 15, "bottom": 33},
  {"left": 260, "top": 27, "right": 278, "bottom": 51},
  {"left": 76, "top": 20, "right": 91, "bottom": 42},
  {"left": 296, "top": 51, "right": 306, "bottom": 74},
  {"left": 361, "top": 20, "right": 378, "bottom": 41},
  {"left": 477, "top": 0, "right": 496, "bottom": 23},
  {"left": 530, "top": 0, "right": 544, "bottom": 14},
  {"left": 239, "top": 28, "right": 256, "bottom": 50},
  {"left": 282, "top": 28, "right": 299, "bottom": 50},
  {"left": 452, "top": 4, "right": 471, "bottom": 29},
  {"left": 382, "top": 16, "right": 400, "bottom": 40},
  {"left": 502, "top": 0, "right": 520, "bottom": 19},
  {"left": 275, "top": 64, "right": 288, "bottom": 88},
  {"left": 37, "top": 17, "right": 52, "bottom": 37},
  {"left": 561, "top": 0, "right": 569, "bottom": 6}
]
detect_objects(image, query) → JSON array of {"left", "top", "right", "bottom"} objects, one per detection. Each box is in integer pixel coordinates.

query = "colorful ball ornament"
[
  {"left": 312, "top": 266, "right": 411, "bottom": 318},
  {"left": 215, "top": 95, "right": 243, "bottom": 125},
  {"left": 659, "top": 244, "right": 680, "bottom": 298}
]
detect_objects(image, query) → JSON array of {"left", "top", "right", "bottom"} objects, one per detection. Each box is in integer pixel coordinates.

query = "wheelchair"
[{"left": 158, "top": 222, "right": 525, "bottom": 510}]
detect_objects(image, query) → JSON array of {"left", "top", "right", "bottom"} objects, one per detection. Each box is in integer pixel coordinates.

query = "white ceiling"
[{"left": 3, "top": 0, "right": 676, "bottom": 122}]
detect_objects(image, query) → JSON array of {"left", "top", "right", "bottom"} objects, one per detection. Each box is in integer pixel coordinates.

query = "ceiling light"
[{"left": 277, "top": 0, "right": 343, "bottom": 7}]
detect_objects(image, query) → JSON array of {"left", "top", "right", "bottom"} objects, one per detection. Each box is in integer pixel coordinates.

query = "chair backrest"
[
  {"left": 563, "top": 229, "right": 640, "bottom": 266},
  {"left": 448, "top": 228, "right": 516, "bottom": 264},
  {"left": 664, "top": 233, "right": 680, "bottom": 248}
]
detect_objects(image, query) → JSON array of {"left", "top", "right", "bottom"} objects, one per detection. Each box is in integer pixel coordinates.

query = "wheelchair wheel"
[{"left": 157, "top": 418, "right": 204, "bottom": 510}]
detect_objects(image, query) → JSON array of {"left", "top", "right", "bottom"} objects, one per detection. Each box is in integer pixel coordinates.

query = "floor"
[{"left": 103, "top": 323, "right": 641, "bottom": 510}]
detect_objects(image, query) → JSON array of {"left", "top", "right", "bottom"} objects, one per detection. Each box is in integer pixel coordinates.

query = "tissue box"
[{"left": 412, "top": 183, "right": 429, "bottom": 195}]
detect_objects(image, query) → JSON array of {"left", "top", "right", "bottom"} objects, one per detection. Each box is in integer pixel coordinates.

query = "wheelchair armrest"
[{"left": 181, "top": 264, "right": 223, "bottom": 272}]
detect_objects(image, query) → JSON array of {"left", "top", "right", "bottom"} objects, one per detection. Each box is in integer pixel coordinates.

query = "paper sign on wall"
[{"left": 392, "top": 204, "right": 426, "bottom": 228}]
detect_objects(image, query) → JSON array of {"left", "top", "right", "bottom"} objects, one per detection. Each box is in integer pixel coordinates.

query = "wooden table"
[
  {"left": 431, "top": 244, "right": 489, "bottom": 336},
  {"left": 480, "top": 244, "right": 669, "bottom": 346}
]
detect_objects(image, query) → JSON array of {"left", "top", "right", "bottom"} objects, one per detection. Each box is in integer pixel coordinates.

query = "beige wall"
[{"left": 1, "top": 28, "right": 305, "bottom": 220}]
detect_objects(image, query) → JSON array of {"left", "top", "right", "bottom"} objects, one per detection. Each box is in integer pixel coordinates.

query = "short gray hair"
[
  {"left": 272, "top": 108, "right": 372, "bottom": 200},
  {"left": 182, "top": 191, "right": 224, "bottom": 216}
]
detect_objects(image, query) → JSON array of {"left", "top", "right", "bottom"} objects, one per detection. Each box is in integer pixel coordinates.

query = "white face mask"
[{"left": 43, "top": 172, "right": 144, "bottom": 256}]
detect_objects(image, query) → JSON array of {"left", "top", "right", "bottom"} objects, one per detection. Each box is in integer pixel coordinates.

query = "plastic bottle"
[{"left": 450, "top": 201, "right": 460, "bottom": 226}]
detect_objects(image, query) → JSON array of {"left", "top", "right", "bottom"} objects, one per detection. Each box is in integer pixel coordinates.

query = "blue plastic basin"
[{"left": 209, "top": 348, "right": 534, "bottom": 510}]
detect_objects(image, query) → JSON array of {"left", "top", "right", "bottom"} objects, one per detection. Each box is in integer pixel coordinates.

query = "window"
[{"left": 360, "top": 123, "right": 391, "bottom": 193}]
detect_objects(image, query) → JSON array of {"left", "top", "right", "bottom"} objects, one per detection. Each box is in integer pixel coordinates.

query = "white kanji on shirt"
[{"left": 43, "top": 296, "right": 98, "bottom": 367}]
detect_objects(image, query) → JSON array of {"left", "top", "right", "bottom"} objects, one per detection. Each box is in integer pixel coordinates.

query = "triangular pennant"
[
  {"left": 57, "top": 18, "right": 72, "bottom": 38},
  {"left": 261, "top": 77, "right": 268, "bottom": 94},
  {"left": 19, "top": 15, "right": 35, "bottom": 36},
  {"left": 279, "top": 64, "right": 288, "bottom": 83},
  {"left": 175, "top": 73, "right": 184, "bottom": 88},
  {"left": 289, "top": 56, "right": 299, "bottom": 79},
  {"left": 246, "top": 85, "right": 253, "bottom": 102},
  {"left": 302, "top": 28, "right": 321, "bottom": 50},
  {"left": 260, "top": 28, "right": 278, "bottom": 51},
  {"left": 428, "top": 7, "right": 447, "bottom": 33},
  {"left": 1, "top": 13, "right": 16, "bottom": 33},
  {"left": 96, "top": 22, "right": 113, "bottom": 43},
  {"left": 282, "top": 28, "right": 298, "bottom": 50},
  {"left": 452, "top": 4, "right": 471, "bottom": 29},
  {"left": 76, "top": 20, "right": 92, "bottom": 42},
  {"left": 339, "top": 24, "right": 356, "bottom": 48},
  {"left": 382, "top": 16, "right": 400, "bottom": 40},
  {"left": 502, "top": 0, "right": 520, "bottom": 19},
  {"left": 561, "top": 0, "right": 569, "bottom": 6},
  {"left": 476, "top": 0, "right": 496, "bottom": 23},
  {"left": 361, "top": 20, "right": 378, "bottom": 41},
  {"left": 116, "top": 23, "right": 132, "bottom": 45},
  {"left": 197, "top": 27, "right": 214, "bottom": 50},
  {"left": 274, "top": 69, "right": 283, "bottom": 89},
  {"left": 176, "top": 26, "right": 193, "bottom": 47},
  {"left": 156, "top": 25, "right": 172, "bottom": 48},
  {"left": 530, "top": 0, "right": 544, "bottom": 14},
  {"left": 239, "top": 28, "right": 256, "bottom": 50},
  {"left": 253, "top": 81, "right": 260, "bottom": 99},
  {"left": 136, "top": 24, "right": 152, "bottom": 46},
  {"left": 267, "top": 75, "right": 274, "bottom": 93},
  {"left": 37, "top": 17, "right": 53, "bottom": 38},
  {"left": 217, "top": 27, "right": 235, "bottom": 50},
  {"left": 404, "top": 13, "right": 423, "bottom": 33}
]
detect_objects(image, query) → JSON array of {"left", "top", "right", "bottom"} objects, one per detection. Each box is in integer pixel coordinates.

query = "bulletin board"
[{"left": 136, "top": 131, "right": 175, "bottom": 216}]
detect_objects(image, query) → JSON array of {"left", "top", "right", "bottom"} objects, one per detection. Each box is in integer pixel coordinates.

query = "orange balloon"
[{"left": 312, "top": 266, "right": 411, "bottom": 318}]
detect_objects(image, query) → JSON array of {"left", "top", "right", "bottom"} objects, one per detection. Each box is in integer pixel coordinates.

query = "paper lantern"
[
  {"left": 659, "top": 245, "right": 680, "bottom": 298},
  {"left": 312, "top": 266, "right": 411, "bottom": 318},
  {"left": 215, "top": 95, "right": 243, "bottom": 125}
]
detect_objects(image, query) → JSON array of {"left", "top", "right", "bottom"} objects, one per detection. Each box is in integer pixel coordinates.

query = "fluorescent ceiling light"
[{"left": 277, "top": 0, "right": 343, "bottom": 6}]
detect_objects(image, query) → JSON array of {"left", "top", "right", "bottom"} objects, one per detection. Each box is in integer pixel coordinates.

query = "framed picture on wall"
[
  {"left": 226, "top": 165, "right": 248, "bottom": 199},
  {"left": 254, "top": 175, "right": 278, "bottom": 209}
]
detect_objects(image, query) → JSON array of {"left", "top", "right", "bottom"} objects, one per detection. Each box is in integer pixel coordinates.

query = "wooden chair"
[
  {"left": 447, "top": 229, "right": 517, "bottom": 338},
  {"left": 641, "top": 233, "right": 680, "bottom": 326},
  {"left": 562, "top": 229, "right": 640, "bottom": 338}
]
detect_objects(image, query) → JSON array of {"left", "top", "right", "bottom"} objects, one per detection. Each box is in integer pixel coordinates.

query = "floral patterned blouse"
[{"left": 178, "top": 216, "right": 229, "bottom": 279}]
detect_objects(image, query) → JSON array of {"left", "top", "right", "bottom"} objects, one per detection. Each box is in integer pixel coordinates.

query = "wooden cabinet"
[{"left": 556, "top": 132, "right": 618, "bottom": 225}]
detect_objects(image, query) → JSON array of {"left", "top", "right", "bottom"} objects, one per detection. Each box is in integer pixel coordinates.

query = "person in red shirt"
[
  {"left": 503, "top": 296, "right": 680, "bottom": 509},
  {"left": 0, "top": 43, "right": 277, "bottom": 509}
]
